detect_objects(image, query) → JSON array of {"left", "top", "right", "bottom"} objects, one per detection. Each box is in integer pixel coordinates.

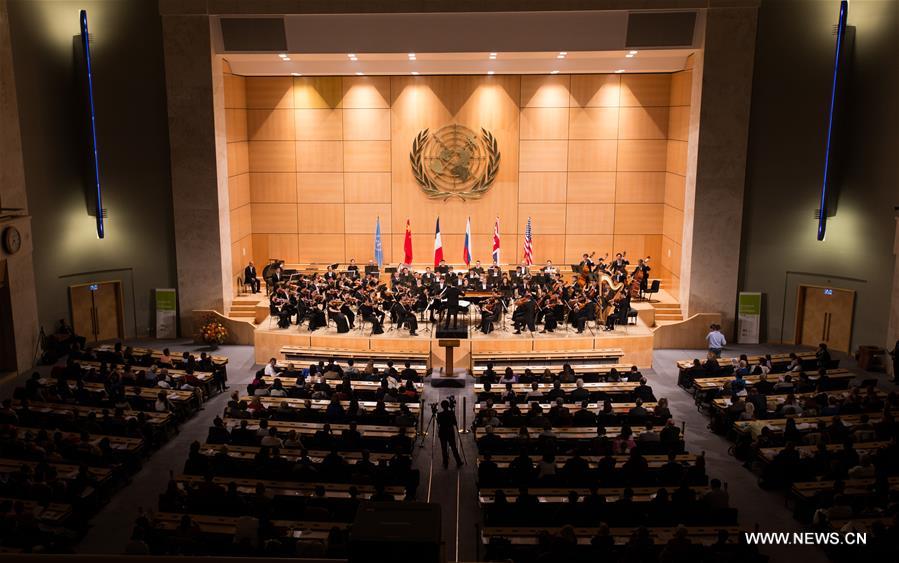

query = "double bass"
[{"left": 577, "top": 251, "right": 596, "bottom": 287}]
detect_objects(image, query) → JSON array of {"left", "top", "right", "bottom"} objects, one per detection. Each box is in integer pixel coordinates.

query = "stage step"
[
  {"left": 655, "top": 313, "right": 684, "bottom": 321},
  {"left": 228, "top": 311, "right": 256, "bottom": 318}
]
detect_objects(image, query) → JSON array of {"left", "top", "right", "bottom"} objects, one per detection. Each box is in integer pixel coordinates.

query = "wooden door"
[
  {"left": 69, "top": 281, "right": 124, "bottom": 343},
  {"left": 796, "top": 285, "right": 855, "bottom": 353},
  {"left": 70, "top": 284, "right": 96, "bottom": 341},
  {"left": 93, "top": 282, "right": 122, "bottom": 341}
]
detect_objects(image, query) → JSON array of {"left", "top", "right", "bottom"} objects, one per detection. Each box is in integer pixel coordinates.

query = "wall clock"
[{"left": 2, "top": 226, "right": 22, "bottom": 255}]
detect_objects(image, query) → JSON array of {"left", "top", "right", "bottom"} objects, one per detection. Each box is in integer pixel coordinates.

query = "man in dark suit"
[
  {"left": 443, "top": 284, "right": 463, "bottom": 328},
  {"left": 436, "top": 260, "right": 450, "bottom": 275},
  {"left": 244, "top": 261, "right": 260, "bottom": 293},
  {"left": 422, "top": 267, "right": 436, "bottom": 287}
]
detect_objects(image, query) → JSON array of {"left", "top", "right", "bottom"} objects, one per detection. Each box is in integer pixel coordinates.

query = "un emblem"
[{"left": 410, "top": 124, "right": 500, "bottom": 200}]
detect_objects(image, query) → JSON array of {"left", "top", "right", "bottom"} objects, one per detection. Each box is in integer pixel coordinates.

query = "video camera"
[{"left": 429, "top": 395, "right": 456, "bottom": 415}]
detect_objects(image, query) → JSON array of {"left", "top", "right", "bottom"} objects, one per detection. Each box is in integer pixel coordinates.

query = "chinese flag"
[{"left": 403, "top": 219, "right": 413, "bottom": 264}]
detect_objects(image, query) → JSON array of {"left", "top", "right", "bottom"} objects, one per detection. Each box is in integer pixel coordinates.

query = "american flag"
[{"left": 522, "top": 216, "right": 533, "bottom": 266}]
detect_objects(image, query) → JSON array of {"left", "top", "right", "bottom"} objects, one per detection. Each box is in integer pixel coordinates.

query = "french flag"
[
  {"left": 433, "top": 217, "right": 444, "bottom": 267},
  {"left": 462, "top": 217, "right": 472, "bottom": 266}
]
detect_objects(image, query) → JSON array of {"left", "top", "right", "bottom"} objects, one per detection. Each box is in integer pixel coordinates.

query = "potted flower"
[{"left": 198, "top": 316, "right": 228, "bottom": 349}]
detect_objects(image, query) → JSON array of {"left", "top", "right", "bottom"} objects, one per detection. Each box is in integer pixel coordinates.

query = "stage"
[{"left": 253, "top": 311, "right": 655, "bottom": 369}]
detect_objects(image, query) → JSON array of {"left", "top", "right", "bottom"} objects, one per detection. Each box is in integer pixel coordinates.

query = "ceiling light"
[
  {"left": 411, "top": 71, "right": 419, "bottom": 75},
  {"left": 291, "top": 72, "right": 301, "bottom": 76},
  {"left": 615, "top": 69, "right": 625, "bottom": 73},
  {"left": 550, "top": 70, "right": 559, "bottom": 74},
  {"left": 282, "top": 57, "right": 291, "bottom": 61},
  {"left": 628, "top": 50, "right": 639, "bottom": 55},
  {"left": 487, "top": 71, "right": 495, "bottom": 75},
  {"left": 355, "top": 71, "right": 364, "bottom": 76},
  {"left": 408, "top": 53, "right": 416, "bottom": 57},
  {"left": 556, "top": 54, "right": 565, "bottom": 59},
  {"left": 347, "top": 53, "right": 356, "bottom": 58},
  {"left": 278, "top": 53, "right": 288, "bottom": 58},
  {"left": 626, "top": 53, "right": 635, "bottom": 58},
  {"left": 559, "top": 51, "right": 568, "bottom": 55}
]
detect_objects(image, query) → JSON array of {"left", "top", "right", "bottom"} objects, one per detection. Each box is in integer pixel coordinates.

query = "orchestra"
[{"left": 259, "top": 250, "right": 651, "bottom": 337}]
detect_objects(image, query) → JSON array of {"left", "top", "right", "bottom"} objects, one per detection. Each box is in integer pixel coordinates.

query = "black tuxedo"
[
  {"left": 244, "top": 265, "right": 260, "bottom": 293},
  {"left": 443, "top": 286, "right": 463, "bottom": 328}
]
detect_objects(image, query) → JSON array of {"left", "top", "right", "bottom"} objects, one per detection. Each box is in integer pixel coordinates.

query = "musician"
[
  {"left": 605, "top": 292, "right": 630, "bottom": 331},
  {"left": 610, "top": 252, "right": 629, "bottom": 271},
  {"left": 471, "top": 260, "right": 485, "bottom": 276},
  {"left": 579, "top": 253, "right": 595, "bottom": 272},
  {"left": 269, "top": 266, "right": 283, "bottom": 289},
  {"left": 359, "top": 298, "right": 384, "bottom": 334},
  {"left": 365, "top": 260, "right": 379, "bottom": 275},
  {"left": 244, "top": 261, "right": 260, "bottom": 293},
  {"left": 422, "top": 267, "right": 436, "bottom": 287},
  {"left": 539, "top": 295, "right": 559, "bottom": 333},
  {"left": 635, "top": 258, "right": 651, "bottom": 291},
  {"left": 347, "top": 258, "right": 359, "bottom": 278},
  {"left": 512, "top": 293, "right": 536, "bottom": 334},
  {"left": 542, "top": 260, "right": 557, "bottom": 275},
  {"left": 515, "top": 262, "right": 529, "bottom": 276},
  {"left": 467, "top": 264, "right": 480, "bottom": 283},
  {"left": 436, "top": 259, "right": 450, "bottom": 275},
  {"left": 324, "top": 265, "right": 338, "bottom": 281},
  {"left": 443, "top": 284, "right": 464, "bottom": 328},
  {"left": 393, "top": 298, "right": 418, "bottom": 336},
  {"left": 479, "top": 298, "right": 500, "bottom": 334},
  {"left": 327, "top": 300, "right": 351, "bottom": 333},
  {"left": 307, "top": 301, "right": 327, "bottom": 331}
]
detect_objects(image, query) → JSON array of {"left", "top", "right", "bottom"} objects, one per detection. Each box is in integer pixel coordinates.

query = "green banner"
[{"left": 738, "top": 292, "right": 761, "bottom": 315}]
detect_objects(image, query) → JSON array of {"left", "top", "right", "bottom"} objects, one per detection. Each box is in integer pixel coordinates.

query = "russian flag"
[
  {"left": 433, "top": 217, "right": 444, "bottom": 267},
  {"left": 462, "top": 217, "right": 472, "bottom": 266}
]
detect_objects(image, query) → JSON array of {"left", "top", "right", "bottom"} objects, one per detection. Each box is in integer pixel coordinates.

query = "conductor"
[
  {"left": 436, "top": 400, "right": 463, "bottom": 468},
  {"left": 443, "top": 285, "right": 463, "bottom": 328}
]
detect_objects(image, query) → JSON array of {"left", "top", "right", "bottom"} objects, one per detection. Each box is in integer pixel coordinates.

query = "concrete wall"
[
  {"left": 0, "top": 0, "right": 38, "bottom": 373},
  {"left": 740, "top": 0, "right": 899, "bottom": 351},
  {"left": 6, "top": 0, "right": 176, "bottom": 338}
]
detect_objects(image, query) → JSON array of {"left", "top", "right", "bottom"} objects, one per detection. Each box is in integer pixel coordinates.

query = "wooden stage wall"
[
  {"left": 221, "top": 66, "right": 691, "bottom": 289},
  {"left": 254, "top": 330, "right": 654, "bottom": 370}
]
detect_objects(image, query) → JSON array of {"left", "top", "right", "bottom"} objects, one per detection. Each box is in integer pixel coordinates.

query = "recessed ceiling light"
[
  {"left": 615, "top": 69, "right": 625, "bottom": 73},
  {"left": 556, "top": 54, "right": 565, "bottom": 59},
  {"left": 411, "top": 71, "right": 419, "bottom": 75},
  {"left": 347, "top": 53, "right": 356, "bottom": 58},
  {"left": 628, "top": 50, "right": 639, "bottom": 55},
  {"left": 291, "top": 72, "right": 301, "bottom": 76},
  {"left": 282, "top": 57, "right": 291, "bottom": 61},
  {"left": 278, "top": 53, "right": 288, "bottom": 58},
  {"left": 487, "top": 71, "right": 495, "bottom": 75},
  {"left": 559, "top": 51, "right": 568, "bottom": 55},
  {"left": 625, "top": 53, "right": 635, "bottom": 58},
  {"left": 355, "top": 72, "right": 364, "bottom": 76},
  {"left": 550, "top": 70, "right": 560, "bottom": 74},
  {"left": 408, "top": 53, "right": 416, "bottom": 57}
]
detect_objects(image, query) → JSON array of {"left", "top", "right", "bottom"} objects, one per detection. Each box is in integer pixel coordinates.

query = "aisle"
[
  {"left": 75, "top": 341, "right": 257, "bottom": 554},
  {"left": 415, "top": 375, "right": 481, "bottom": 563}
]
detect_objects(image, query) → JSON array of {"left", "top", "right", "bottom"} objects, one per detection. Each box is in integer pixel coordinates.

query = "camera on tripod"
[{"left": 429, "top": 396, "right": 456, "bottom": 415}]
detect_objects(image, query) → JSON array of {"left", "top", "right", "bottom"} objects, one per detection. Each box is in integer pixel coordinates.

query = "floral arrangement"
[{"left": 199, "top": 317, "right": 228, "bottom": 345}]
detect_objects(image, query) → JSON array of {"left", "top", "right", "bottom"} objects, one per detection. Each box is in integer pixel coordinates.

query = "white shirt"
[
  {"left": 706, "top": 330, "right": 727, "bottom": 348},
  {"left": 264, "top": 364, "right": 277, "bottom": 376}
]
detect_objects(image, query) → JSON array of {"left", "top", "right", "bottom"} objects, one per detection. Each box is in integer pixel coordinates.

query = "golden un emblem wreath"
[{"left": 410, "top": 124, "right": 500, "bottom": 201}]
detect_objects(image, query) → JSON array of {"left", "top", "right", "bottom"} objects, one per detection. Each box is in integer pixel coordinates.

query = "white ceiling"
[{"left": 224, "top": 49, "right": 695, "bottom": 76}]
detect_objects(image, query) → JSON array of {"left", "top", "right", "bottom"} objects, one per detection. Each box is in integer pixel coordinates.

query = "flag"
[
  {"left": 523, "top": 216, "right": 533, "bottom": 266},
  {"left": 492, "top": 216, "right": 501, "bottom": 264},
  {"left": 374, "top": 216, "right": 383, "bottom": 268},
  {"left": 433, "top": 217, "right": 444, "bottom": 267},
  {"left": 403, "top": 219, "right": 413, "bottom": 265},
  {"left": 462, "top": 217, "right": 472, "bottom": 266}
]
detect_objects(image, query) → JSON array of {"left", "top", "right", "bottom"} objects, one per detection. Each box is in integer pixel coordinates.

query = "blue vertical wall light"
[
  {"left": 817, "top": 0, "right": 848, "bottom": 242},
  {"left": 79, "top": 9, "right": 104, "bottom": 239}
]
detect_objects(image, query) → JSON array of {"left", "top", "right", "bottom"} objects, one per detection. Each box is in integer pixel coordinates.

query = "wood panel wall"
[
  {"left": 233, "top": 72, "right": 687, "bottom": 274},
  {"left": 661, "top": 56, "right": 693, "bottom": 295},
  {"left": 223, "top": 61, "right": 252, "bottom": 281}
]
